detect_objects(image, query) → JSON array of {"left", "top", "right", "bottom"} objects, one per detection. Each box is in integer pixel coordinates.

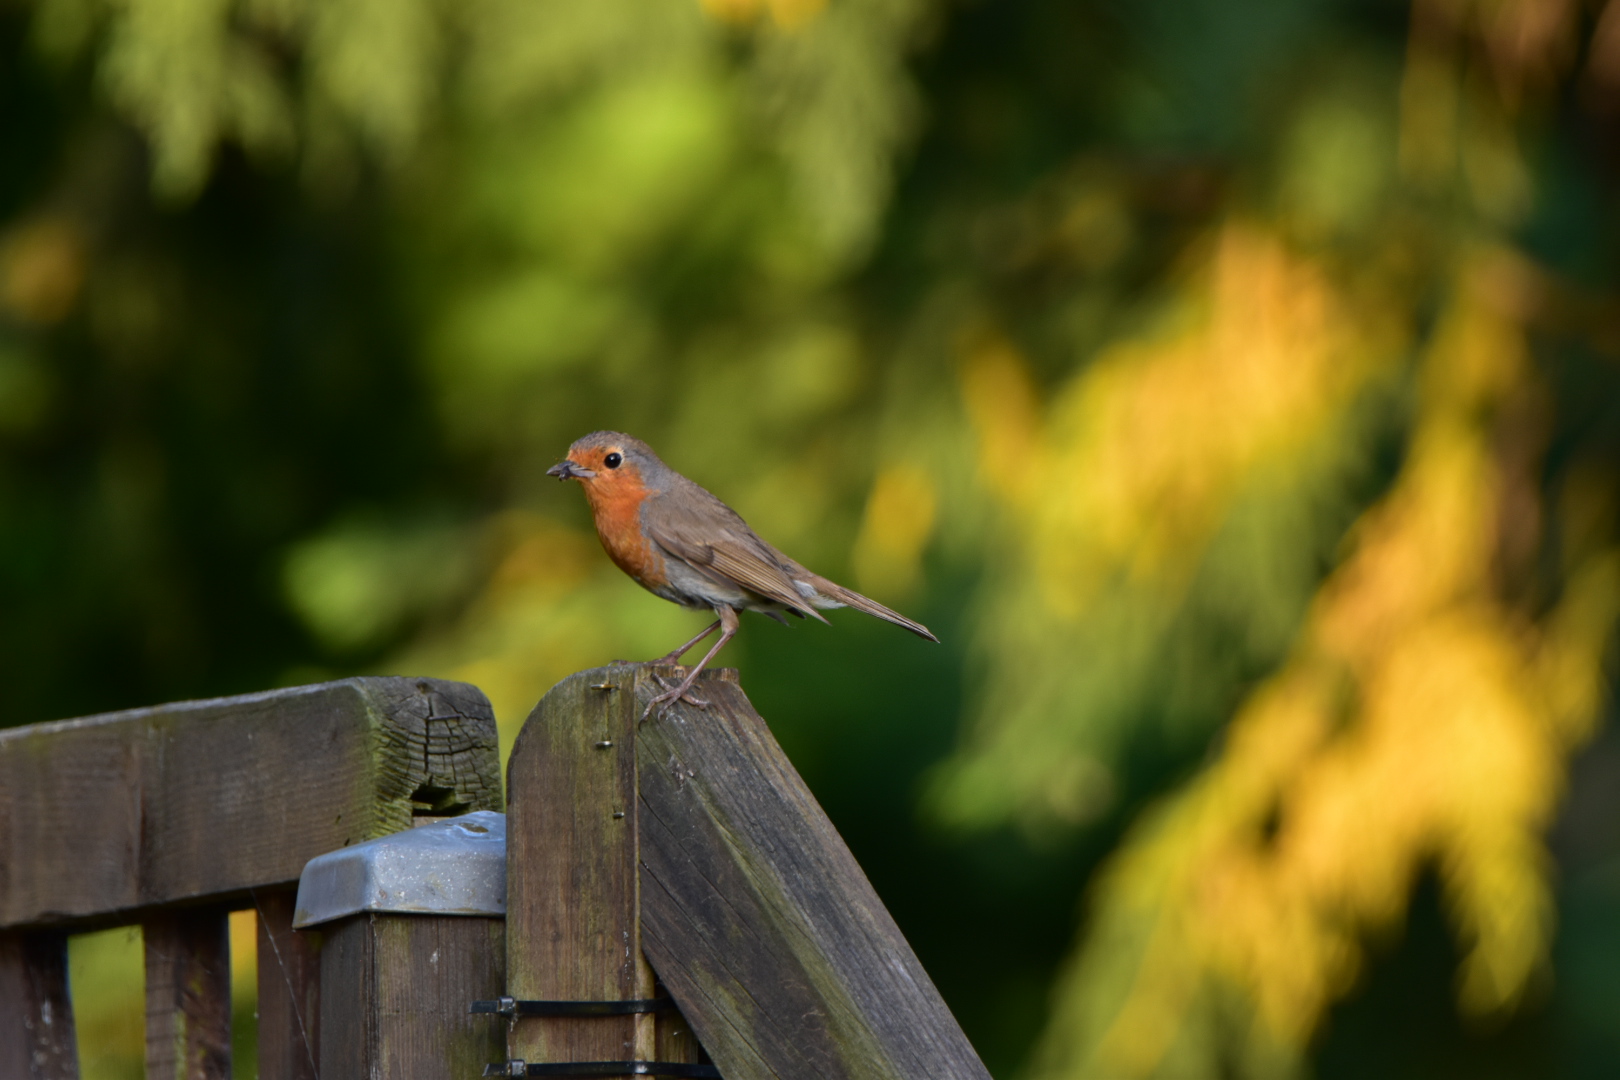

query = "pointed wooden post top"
[{"left": 503, "top": 663, "right": 989, "bottom": 1080}]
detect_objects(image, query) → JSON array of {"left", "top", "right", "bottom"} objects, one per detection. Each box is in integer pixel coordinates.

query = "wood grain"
[
  {"left": 0, "top": 929, "right": 79, "bottom": 1080},
  {"left": 255, "top": 889, "right": 320, "bottom": 1080},
  {"left": 505, "top": 664, "right": 654, "bottom": 1065},
  {"left": 634, "top": 672, "right": 991, "bottom": 1080},
  {"left": 144, "top": 908, "right": 232, "bottom": 1080},
  {"left": 318, "top": 913, "right": 505, "bottom": 1080},
  {"left": 0, "top": 677, "right": 502, "bottom": 931},
  {"left": 504, "top": 665, "right": 714, "bottom": 1070}
]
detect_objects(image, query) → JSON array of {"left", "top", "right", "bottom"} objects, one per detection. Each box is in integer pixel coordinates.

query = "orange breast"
[{"left": 583, "top": 479, "right": 668, "bottom": 588}]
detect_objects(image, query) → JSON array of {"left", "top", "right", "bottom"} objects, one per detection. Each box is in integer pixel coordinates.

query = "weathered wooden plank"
[
  {"left": 314, "top": 913, "right": 370, "bottom": 1080},
  {"left": 0, "top": 677, "right": 501, "bottom": 931},
  {"left": 653, "top": 974, "right": 708, "bottom": 1069},
  {"left": 634, "top": 671, "right": 992, "bottom": 1080},
  {"left": 505, "top": 664, "right": 658, "bottom": 1066},
  {"left": 144, "top": 908, "right": 232, "bottom": 1080},
  {"left": 318, "top": 913, "right": 505, "bottom": 1080},
  {"left": 0, "top": 930, "right": 79, "bottom": 1080},
  {"left": 255, "top": 889, "right": 320, "bottom": 1080}
]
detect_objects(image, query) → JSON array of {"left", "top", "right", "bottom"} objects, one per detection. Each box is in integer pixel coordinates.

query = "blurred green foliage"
[{"left": 7, "top": 0, "right": 1620, "bottom": 1077}]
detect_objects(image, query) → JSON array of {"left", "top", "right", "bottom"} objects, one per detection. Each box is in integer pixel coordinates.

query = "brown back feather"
[
  {"left": 641, "top": 469, "right": 938, "bottom": 643},
  {"left": 642, "top": 480, "right": 830, "bottom": 623}
]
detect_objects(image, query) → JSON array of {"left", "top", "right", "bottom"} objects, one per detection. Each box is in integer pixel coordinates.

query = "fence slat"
[
  {"left": 0, "top": 677, "right": 502, "bottom": 932},
  {"left": 634, "top": 669, "right": 993, "bottom": 1080},
  {"left": 505, "top": 665, "right": 663, "bottom": 1066},
  {"left": 318, "top": 913, "right": 505, "bottom": 1079},
  {"left": 144, "top": 908, "right": 232, "bottom": 1080},
  {"left": 255, "top": 889, "right": 319, "bottom": 1080},
  {"left": 0, "top": 929, "right": 79, "bottom": 1080}
]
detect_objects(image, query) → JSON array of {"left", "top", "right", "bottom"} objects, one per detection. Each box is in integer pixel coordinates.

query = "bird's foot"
[{"left": 640, "top": 676, "right": 710, "bottom": 723}]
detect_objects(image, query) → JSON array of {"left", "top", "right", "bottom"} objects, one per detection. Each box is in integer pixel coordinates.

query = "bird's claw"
[
  {"left": 639, "top": 677, "right": 710, "bottom": 723},
  {"left": 652, "top": 671, "right": 709, "bottom": 705}
]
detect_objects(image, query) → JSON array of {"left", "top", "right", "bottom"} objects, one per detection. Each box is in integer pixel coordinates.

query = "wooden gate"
[{"left": 0, "top": 667, "right": 990, "bottom": 1080}]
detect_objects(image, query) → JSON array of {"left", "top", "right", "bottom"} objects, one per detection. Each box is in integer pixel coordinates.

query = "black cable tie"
[
  {"left": 482, "top": 1062, "right": 721, "bottom": 1078},
  {"left": 470, "top": 997, "right": 676, "bottom": 1018}
]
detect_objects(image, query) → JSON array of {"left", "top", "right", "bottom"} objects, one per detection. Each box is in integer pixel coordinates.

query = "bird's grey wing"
[{"left": 642, "top": 486, "right": 830, "bottom": 623}]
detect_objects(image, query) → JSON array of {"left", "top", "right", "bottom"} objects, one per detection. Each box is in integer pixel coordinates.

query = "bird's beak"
[{"left": 547, "top": 460, "right": 595, "bottom": 481}]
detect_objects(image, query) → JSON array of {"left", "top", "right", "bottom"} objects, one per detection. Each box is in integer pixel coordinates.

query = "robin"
[{"left": 547, "top": 431, "right": 939, "bottom": 718}]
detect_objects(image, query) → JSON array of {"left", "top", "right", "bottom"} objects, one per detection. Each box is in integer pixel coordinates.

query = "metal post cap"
[{"left": 292, "top": 810, "right": 506, "bottom": 928}]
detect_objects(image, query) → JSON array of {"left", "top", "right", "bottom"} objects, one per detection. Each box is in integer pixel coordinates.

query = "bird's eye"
[{"left": 604, "top": 452, "right": 623, "bottom": 469}]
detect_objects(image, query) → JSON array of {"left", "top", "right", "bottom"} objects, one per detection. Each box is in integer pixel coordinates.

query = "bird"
[{"left": 547, "top": 431, "right": 939, "bottom": 718}]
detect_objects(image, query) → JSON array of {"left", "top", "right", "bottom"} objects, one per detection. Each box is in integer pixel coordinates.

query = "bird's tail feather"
[{"left": 806, "top": 576, "right": 940, "bottom": 642}]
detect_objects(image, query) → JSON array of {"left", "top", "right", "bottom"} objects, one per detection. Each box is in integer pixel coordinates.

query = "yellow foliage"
[
  {"left": 68, "top": 927, "right": 144, "bottom": 1080},
  {"left": 0, "top": 216, "right": 85, "bottom": 325},
  {"left": 1034, "top": 249, "right": 1620, "bottom": 1079},
  {"left": 982, "top": 223, "right": 1398, "bottom": 616},
  {"left": 699, "top": 0, "right": 827, "bottom": 30},
  {"left": 959, "top": 332, "right": 1042, "bottom": 508},
  {"left": 852, "top": 462, "right": 938, "bottom": 599},
  {"left": 949, "top": 12, "right": 1613, "bottom": 1057},
  {"left": 933, "top": 222, "right": 1404, "bottom": 833}
]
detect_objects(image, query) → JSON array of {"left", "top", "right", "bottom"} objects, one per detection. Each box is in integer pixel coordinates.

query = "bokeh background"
[{"left": 6, "top": 0, "right": 1620, "bottom": 1076}]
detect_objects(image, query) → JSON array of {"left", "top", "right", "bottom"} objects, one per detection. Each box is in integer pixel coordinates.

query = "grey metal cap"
[{"left": 292, "top": 810, "right": 506, "bottom": 928}]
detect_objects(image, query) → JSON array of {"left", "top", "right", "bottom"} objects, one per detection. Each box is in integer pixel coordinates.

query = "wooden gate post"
[
  {"left": 501, "top": 662, "right": 990, "bottom": 1080},
  {"left": 294, "top": 811, "right": 510, "bottom": 1079},
  {"left": 317, "top": 912, "right": 506, "bottom": 1078},
  {"left": 504, "top": 664, "right": 708, "bottom": 1073}
]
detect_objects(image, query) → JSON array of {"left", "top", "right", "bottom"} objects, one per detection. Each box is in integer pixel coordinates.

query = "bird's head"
[{"left": 547, "top": 432, "right": 662, "bottom": 499}]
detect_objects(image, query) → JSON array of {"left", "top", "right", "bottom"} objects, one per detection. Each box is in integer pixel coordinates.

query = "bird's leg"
[
  {"left": 651, "top": 619, "right": 722, "bottom": 666},
  {"left": 643, "top": 607, "right": 739, "bottom": 722}
]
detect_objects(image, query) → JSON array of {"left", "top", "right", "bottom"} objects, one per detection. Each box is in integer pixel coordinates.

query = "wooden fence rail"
[{"left": 0, "top": 676, "right": 503, "bottom": 1080}]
